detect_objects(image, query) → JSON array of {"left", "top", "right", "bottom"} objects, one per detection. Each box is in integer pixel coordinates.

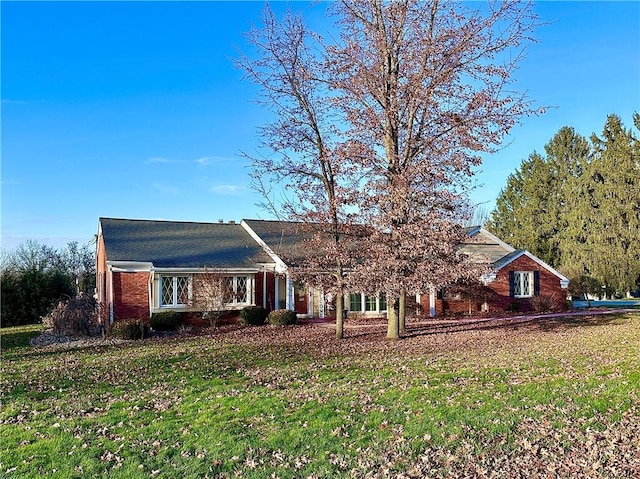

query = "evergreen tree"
[
  {"left": 489, "top": 115, "right": 639, "bottom": 295},
  {"left": 578, "top": 115, "right": 640, "bottom": 293},
  {"left": 488, "top": 127, "right": 590, "bottom": 268}
]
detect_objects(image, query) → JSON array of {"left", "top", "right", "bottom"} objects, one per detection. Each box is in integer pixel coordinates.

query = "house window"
[
  {"left": 365, "top": 295, "right": 377, "bottom": 312},
  {"left": 379, "top": 293, "right": 387, "bottom": 312},
  {"left": 222, "top": 276, "right": 250, "bottom": 305},
  {"left": 349, "top": 293, "right": 386, "bottom": 312},
  {"left": 513, "top": 271, "right": 534, "bottom": 298},
  {"left": 161, "top": 276, "right": 192, "bottom": 307},
  {"left": 349, "top": 293, "right": 362, "bottom": 312}
]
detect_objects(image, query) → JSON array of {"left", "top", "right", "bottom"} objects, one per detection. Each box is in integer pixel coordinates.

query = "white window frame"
[
  {"left": 513, "top": 271, "right": 534, "bottom": 298},
  {"left": 348, "top": 293, "right": 388, "bottom": 313},
  {"left": 223, "top": 275, "right": 251, "bottom": 306},
  {"left": 160, "top": 275, "right": 193, "bottom": 308}
]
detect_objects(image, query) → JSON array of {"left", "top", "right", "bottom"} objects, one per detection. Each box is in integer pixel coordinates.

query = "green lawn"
[
  {"left": 1, "top": 314, "right": 639, "bottom": 478},
  {"left": 0, "top": 324, "right": 44, "bottom": 352}
]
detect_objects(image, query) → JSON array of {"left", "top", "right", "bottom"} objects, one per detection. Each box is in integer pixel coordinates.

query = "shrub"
[
  {"left": 530, "top": 294, "right": 558, "bottom": 312},
  {"left": 109, "top": 319, "right": 149, "bottom": 340},
  {"left": 240, "top": 306, "right": 268, "bottom": 326},
  {"left": 508, "top": 301, "right": 521, "bottom": 312},
  {"left": 42, "top": 294, "right": 104, "bottom": 337},
  {"left": 267, "top": 309, "right": 297, "bottom": 326},
  {"left": 150, "top": 311, "right": 183, "bottom": 331}
]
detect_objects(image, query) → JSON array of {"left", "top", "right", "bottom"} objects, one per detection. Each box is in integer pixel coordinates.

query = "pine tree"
[
  {"left": 579, "top": 115, "right": 640, "bottom": 293},
  {"left": 489, "top": 115, "right": 639, "bottom": 295},
  {"left": 488, "top": 127, "right": 590, "bottom": 268}
]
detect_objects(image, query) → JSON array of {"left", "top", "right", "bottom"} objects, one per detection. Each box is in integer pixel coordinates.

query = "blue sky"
[{"left": 2, "top": 1, "right": 639, "bottom": 251}]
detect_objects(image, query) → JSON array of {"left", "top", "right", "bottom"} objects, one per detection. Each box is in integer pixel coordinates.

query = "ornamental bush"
[
  {"left": 530, "top": 294, "right": 559, "bottom": 312},
  {"left": 150, "top": 311, "right": 183, "bottom": 331},
  {"left": 267, "top": 309, "right": 297, "bottom": 326},
  {"left": 239, "top": 306, "right": 268, "bottom": 326},
  {"left": 42, "top": 294, "right": 104, "bottom": 337},
  {"left": 109, "top": 319, "right": 149, "bottom": 340}
]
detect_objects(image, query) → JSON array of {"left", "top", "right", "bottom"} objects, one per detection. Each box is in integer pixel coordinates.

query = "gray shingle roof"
[
  {"left": 242, "top": 219, "right": 310, "bottom": 265},
  {"left": 99, "top": 218, "right": 273, "bottom": 268},
  {"left": 491, "top": 249, "right": 526, "bottom": 270},
  {"left": 458, "top": 226, "right": 515, "bottom": 264}
]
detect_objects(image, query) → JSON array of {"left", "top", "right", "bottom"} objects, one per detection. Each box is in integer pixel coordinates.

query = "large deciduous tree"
[
  {"left": 329, "top": 0, "right": 541, "bottom": 338},
  {"left": 238, "top": 6, "right": 362, "bottom": 339},
  {"left": 240, "top": 0, "right": 541, "bottom": 339}
]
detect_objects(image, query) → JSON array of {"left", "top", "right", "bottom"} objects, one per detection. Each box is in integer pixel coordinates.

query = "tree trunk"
[
  {"left": 335, "top": 293, "right": 344, "bottom": 339},
  {"left": 387, "top": 297, "right": 400, "bottom": 340},
  {"left": 399, "top": 291, "right": 406, "bottom": 334}
]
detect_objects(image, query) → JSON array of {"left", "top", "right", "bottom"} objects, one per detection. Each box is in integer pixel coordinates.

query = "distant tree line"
[
  {"left": 0, "top": 240, "right": 96, "bottom": 327},
  {"left": 487, "top": 113, "right": 640, "bottom": 297}
]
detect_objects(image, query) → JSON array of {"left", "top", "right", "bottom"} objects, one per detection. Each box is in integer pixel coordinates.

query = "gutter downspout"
[
  {"left": 263, "top": 269, "right": 267, "bottom": 309},
  {"left": 429, "top": 286, "right": 436, "bottom": 317},
  {"left": 286, "top": 274, "right": 294, "bottom": 310},
  {"left": 108, "top": 264, "right": 114, "bottom": 324},
  {"left": 148, "top": 270, "right": 154, "bottom": 318}
]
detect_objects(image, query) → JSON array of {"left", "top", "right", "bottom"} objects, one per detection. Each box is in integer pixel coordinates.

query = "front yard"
[{"left": 1, "top": 313, "right": 639, "bottom": 478}]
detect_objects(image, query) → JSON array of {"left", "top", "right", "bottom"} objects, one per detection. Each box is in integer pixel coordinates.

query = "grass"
[
  {"left": 0, "top": 324, "right": 43, "bottom": 352},
  {"left": 1, "top": 313, "right": 639, "bottom": 478}
]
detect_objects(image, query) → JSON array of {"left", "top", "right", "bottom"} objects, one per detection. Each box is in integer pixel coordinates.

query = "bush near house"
[
  {"left": 150, "top": 311, "right": 184, "bottom": 331},
  {"left": 267, "top": 309, "right": 297, "bottom": 326},
  {"left": 42, "top": 295, "right": 104, "bottom": 337},
  {"left": 239, "top": 306, "right": 268, "bottom": 326},
  {"left": 108, "top": 319, "right": 149, "bottom": 340},
  {"left": 530, "top": 294, "right": 560, "bottom": 313}
]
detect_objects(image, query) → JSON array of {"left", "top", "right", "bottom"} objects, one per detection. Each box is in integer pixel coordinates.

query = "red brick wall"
[
  {"left": 420, "top": 293, "right": 446, "bottom": 317},
  {"left": 421, "top": 254, "right": 566, "bottom": 316},
  {"left": 488, "top": 255, "right": 566, "bottom": 312},
  {"left": 112, "top": 272, "right": 149, "bottom": 320}
]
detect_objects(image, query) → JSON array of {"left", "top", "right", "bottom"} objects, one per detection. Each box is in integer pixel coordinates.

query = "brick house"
[
  {"left": 97, "top": 218, "right": 311, "bottom": 324},
  {"left": 419, "top": 227, "right": 570, "bottom": 316},
  {"left": 96, "top": 218, "right": 569, "bottom": 324}
]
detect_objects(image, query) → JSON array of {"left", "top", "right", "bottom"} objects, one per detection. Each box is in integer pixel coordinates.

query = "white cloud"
[
  {"left": 196, "top": 156, "right": 215, "bottom": 166},
  {"left": 146, "top": 157, "right": 175, "bottom": 164},
  {"left": 195, "top": 155, "right": 235, "bottom": 166},
  {"left": 210, "top": 184, "right": 243, "bottom": 195}
]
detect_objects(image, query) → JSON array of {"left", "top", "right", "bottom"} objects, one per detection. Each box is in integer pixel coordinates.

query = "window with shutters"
[{"left": 513, "top": 271, "right": 534, "bottom": 298}]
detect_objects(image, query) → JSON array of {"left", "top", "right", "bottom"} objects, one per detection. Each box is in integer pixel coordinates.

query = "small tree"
[
  {"left": 192, "top": 268, "right": 234, "bottom": 328},
  {"left": 568, "top": 275, "right": 601, "bottom": 307}
]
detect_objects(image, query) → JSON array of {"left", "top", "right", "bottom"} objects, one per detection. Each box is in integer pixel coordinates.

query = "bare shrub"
[
  {"left": 530, "top": 294, "right": 559, "bottom": 313},
  {"left": 192, "top": 268, "right": 233, "bottom": 328},
  {"left": 108, "top": 319, "right": 148, "bottom": 340},
  {"left": 42, "top": 294, "right": 105, "bottom": 337}
]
